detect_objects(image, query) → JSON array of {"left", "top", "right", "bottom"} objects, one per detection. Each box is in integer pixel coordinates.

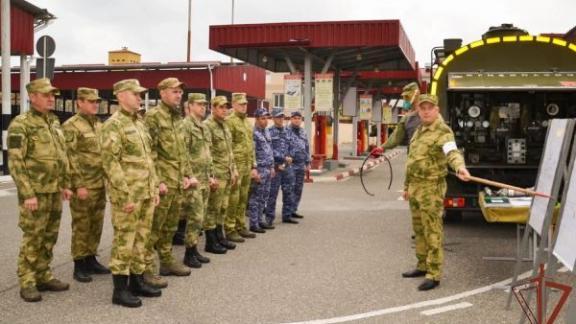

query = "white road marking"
[
  {"left": 281, "top": 271, "right": 532, "bottom": 324},
  {"left": 420, "top": 302, "right": 473, "bottom": 316},
  {"left": 0, "top": 189, "right": 15, "bottom": 197}
]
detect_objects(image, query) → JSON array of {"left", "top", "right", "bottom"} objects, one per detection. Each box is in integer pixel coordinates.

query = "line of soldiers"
[{"left": 7, "top": 77, "right": 311, "bottom": 307}]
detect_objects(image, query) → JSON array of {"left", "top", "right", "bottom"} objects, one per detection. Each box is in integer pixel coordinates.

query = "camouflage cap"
[
  {"left": 401, "top": 82, "right": 420, "bottom": 97},
  {"left": 77, "top": 87, "right": 101, "bottom": 101},
  {"left": 113, "top": 79, "right": 147, "bottom": 95},
  {"left": 157, "top": 77, "right": 185, "bottom": 90},
  {"left": 255, "top": 108, "right": 271, "bottom": 117},
  {"left": 26, "top": 78, "right": 60, "bottom": 95},
  {"left": 231, "top": 92, "right": 248, "bottom": 104},
  {"left": 211, "top": 95, "right": 229, "bottom": 107},
  {"left": 417, "top": 94, "right": 439, "bottom": 106},
  {"left": 187, "top": 93, "right": 208, "bottom": 104},
  {"left": 271, "top": 108, "right": 285, "bottom": 118}
]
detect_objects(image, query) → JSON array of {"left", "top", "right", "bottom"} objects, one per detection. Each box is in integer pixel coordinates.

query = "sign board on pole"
[
  {"left": 36, "top": 35, "right": 56, "bottom": 80},
  {"left": 371, "top": 98, "right": 382, "bottom": 122},
  {"left": 359, "top": 94, "right": 372, "bottom": 120},
  {"left": 553, "top": 166, "right": 576, "bottom": 272},
  {"left": 382, "top": 104, "right": 393, "bottom": 124},
  {"left": 342, "top": 87, "right": 357, "bottom": 117},
  {"left": 284, "top": 74, "right": 302, "bottom": 114},
  {"left": 35, "top": 58, "right": 55, "bottom": 79},
  {"left": 314, "top": 73, "right": 333, "bottom": 112}
]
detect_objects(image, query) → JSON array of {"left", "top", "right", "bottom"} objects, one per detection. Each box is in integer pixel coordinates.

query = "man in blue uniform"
[{"left": 286, "top": 111, "right": 310, "bottom": 222}]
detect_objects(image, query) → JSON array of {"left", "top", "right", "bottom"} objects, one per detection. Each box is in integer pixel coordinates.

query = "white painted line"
[
  {"left": 281, "top": 271, "right": 533, "bottom": 324},
  {"left": 0, "top": 189, "right": 15, "bottom": 197},
  {"left": 420, "top": 302, "right": 473, "bottom": 316}
]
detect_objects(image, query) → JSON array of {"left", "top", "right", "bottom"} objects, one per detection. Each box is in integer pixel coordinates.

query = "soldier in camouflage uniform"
[
  {"left": 401, "top": 94, "right": 470, "bottom": 291},
  {"left": 181, "top": 93, "right": 214, "bottom": 268},
  {"left": 247, "top": 108, "right": 275, "bottom": 232},
  {"left": 286, "top": 111, "right": 310, "bottom": 222},
  {"left": 264, "top": 109, "right": 294, "bottom": 225},
  {"left": 63, "top": 88, "right": 110, "bottom": 283},
  {"left": 8, "top": 78, "right": 73, "bottom": 302},
  {"left": 204, "top": 96, "right": 238, "bottom": 254},
  {"left": 144, "top": 78, "right": 193, "bottom": 282},
  {"left": 101, "top": 79, "right": 161, "bottom": 307},
  {"left": 224, "top": 92, "right": 259, "bottom": 242}
]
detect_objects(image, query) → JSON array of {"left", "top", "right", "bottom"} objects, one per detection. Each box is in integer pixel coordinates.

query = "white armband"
[{"left": 442, "top": 141, "right": 458, "bottom": 155}]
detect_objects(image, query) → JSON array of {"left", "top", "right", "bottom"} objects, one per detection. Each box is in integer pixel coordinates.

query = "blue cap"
[
  {"left": 255, "top": 108, "right": 271, "bottom": 117},
  {"left": 272, "top": 108, "right": 285, "bottom": 117},
  {"left": 291, "top": 111, "right": 302, "bottom": 117}
]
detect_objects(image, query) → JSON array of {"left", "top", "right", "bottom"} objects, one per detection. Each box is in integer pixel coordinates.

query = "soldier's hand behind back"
[
  {"left": 123, "top": 202, "right": 136, "bottom": 213},
  {"left": 77, "top": 187, "right": 89, "bottom": 200},
  {"left": 24, "top": 197, "right": 38, "bottom": 211},
  {"left": 62, "top": 189, "right": 74, "bottom": 201}
]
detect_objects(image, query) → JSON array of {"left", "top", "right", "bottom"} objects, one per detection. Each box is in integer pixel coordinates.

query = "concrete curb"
[{"left": 309, "top": 150, "right": 402, "bottom": 183}]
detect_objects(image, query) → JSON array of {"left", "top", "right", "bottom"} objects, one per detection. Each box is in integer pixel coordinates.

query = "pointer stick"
[{"left": 463, "top": 174, "right": 551, "bottom": 199}]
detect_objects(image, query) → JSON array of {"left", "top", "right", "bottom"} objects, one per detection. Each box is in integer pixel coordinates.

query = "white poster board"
[
  {"left": 359, "top": 94, "right": 373, "bottom": 120},
  {"left": 284, "top": 74, "right": 302, "bottom": 114},
  {"left": 314, "top": 73, "right": 333, "bottom": 112},
  {"left": 528, "top": 119, "right": 568, "bottom": 235},
  {"left": 553, "top": 170, "right": 576, "bottom": 272},
  {"left": 342, "top": 87, "right": 357, "bottom": 117}
]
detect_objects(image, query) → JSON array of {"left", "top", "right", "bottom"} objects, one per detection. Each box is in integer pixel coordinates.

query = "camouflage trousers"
[
  {"left": 182, "top": 183, "right": 209, "bottom": 246},
  {"left": 70, "top": 187, "right": 106, "bottom": 260},
  {"left": 291, "top": 165, "right": 306, "bottom": 214},
  {"left": 204, "top": 178, "right": 230, "bottom": 230},
  {"left": 265, "top": 166, "right": 294, "bottom": 222},
  {"left": 225, "top": 166, "right": 250, "bottom": 234},
  {"left": 17, "top": 193, "right": 62, "bottom": 288},
  {"left": 109, "top": 198, "right": 154, "bottom": 275},
  {"left": 408, "top": 178, "right": 447, "bottom": 281},
  {"left": 145, "top": 191, "right": 183, "bottom": 271}
]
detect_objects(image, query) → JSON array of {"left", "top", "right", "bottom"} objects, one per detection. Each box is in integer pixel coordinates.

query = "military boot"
[
  {"left": 20, "top": 286, "right": 41, "bottom": 302},
  {"left": 129, "top": 273, "right": 162, "bottom": 297},
  {"left": 37, "top": 278, "right": 70, "bottom": 292},
  {"left": 215, "top": 225, "right": 236, "bottom": 250},
  {"left": 191, "top": 245, "right": 210, "bottom": 263},
  {"left": 159, "top": 262, "right": 191, "bottom": 276},
  {"left": 73, "top": 258, "right": 93, "bottom": 283},
  {"left": 238, "top": 228, "right": 256, "bottom": 239},
  {"left": 143, "top": 272, "right": 168, "bottom": 289},
  {"left": 86, "top": 255, "right": 111, "bottom": 274},
  {"left": 172, "top": 219, "right": 187, "bottom": 246},
  {"left": 205, "top": 229, "right": 227, "bottom": 254},
  {"left": 183, "top": 247, "right": 202, "bottom": 268},
  {"left": 226, "top": 231, "right": 245, "bottom": 243},
  {"left": 112, "top": 275, "right": 142, "bottom": 307}
]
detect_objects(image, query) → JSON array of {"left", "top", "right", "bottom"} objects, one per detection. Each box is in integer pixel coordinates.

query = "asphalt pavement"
[{"left": 0, "top": 153, "right": 574, "bottom": 324}]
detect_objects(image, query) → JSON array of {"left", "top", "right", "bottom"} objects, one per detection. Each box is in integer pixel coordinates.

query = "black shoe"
[
  {"left": 73, "top": 258, "right": 92, "bottom": 283},
  {"left": 215, "top": 225, "right": 236, "bottom": 250},
  {"left": 86, "top": 255, "right": 111, "bottom": 274},
  {"left": 191, "top": 245, "right": 210, "bottom": 263},
  {"left": 292, "top": 212, "right": 304, "bottom": 219},
  {"left": 129, "top": 273, "right": 161, "bottom": 297},
  {"left": 250, "top": 227, "right": 266, "bottom": 233},
  {"left": 172, "top": 219, "right": 187, "bottom": 246},
  {"left": 204, "top": 229, "right": 227, "bottom": 254},
  {"left": 282, "top": 219, "right": 299, "bottom": 224},
  {"left": 183, "top": 247, "right": 202, "bottom": 268},
  {"left": 402, "top": 269, "right": 427, "bottom": 278},
  {"left": 112, "top": 275, "right": 142, "bottom": 308},
  {"left": 418, "top": 279, "right": 440, "bottom": 291},
  {"left": 260, "top": 222, "right": 275, "bottom": 230}
]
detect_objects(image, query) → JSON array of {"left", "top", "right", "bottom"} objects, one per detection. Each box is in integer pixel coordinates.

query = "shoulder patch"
[{"left": 8, "top": 135, "right": 22, "bottom": 149}]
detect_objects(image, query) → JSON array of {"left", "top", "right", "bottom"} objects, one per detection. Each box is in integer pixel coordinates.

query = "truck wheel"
[{"left": 444, "top": 210, "right": 463, "bottom": 223}]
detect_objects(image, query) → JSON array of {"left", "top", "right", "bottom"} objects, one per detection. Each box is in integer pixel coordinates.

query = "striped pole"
[{"left": 1, "top": 0, "right": 12, "bottom": 174}]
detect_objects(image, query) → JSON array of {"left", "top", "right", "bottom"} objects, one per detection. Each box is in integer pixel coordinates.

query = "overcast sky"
[{"left": 31, "top": 0, "right": 575, "bottom": 69}]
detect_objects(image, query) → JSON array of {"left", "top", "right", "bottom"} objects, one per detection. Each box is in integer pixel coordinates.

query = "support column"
[
  {"left": 2, "top": 0, "right": 11, "bottom": 174},
  {"left": 303, "top": 53, "right": 312, "bottom": 146},
  {"left": 351, "top": 116, "right": 358, "bottom": 157},
  {"left": 332, "top": 69, "right": 341, "bottom": 160},
  {"left": 20, "top": 55, "right": 30, "bottom": 114}
]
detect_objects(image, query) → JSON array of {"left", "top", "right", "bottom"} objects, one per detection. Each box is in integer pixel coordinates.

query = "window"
[{"left": 273, "top": 93, "right": 284, "bottom": 108}]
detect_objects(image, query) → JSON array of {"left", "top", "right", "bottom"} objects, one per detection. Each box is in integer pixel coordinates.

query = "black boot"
[
  {"left": 192, "top": 245, "right": 210, "bottom": 263},
  {"left": 183, "top": 247, "right": 202, "bottom": 268},
  {"left": 205, "top": 229, "right": 227, "bottom": 254},
  {"left": 129, "top": 273, "right": 162, "bottom": 297},
  {"left": 172, "top": 219, "right": 187, "bottom": 246},
  {"left": 73, "top": 258, "right": 92, "bottom": 283},
  {"left": 86, "top": 255, "right": 111, "bottom": 274},
  {"left": 112, "top": 275, "right": 142, "bottom": 308},
  {"left": 215, "top": 225, "right": 236, "bottom": 250}
]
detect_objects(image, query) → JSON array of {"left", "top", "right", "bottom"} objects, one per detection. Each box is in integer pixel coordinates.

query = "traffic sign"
[{"left": 36, "top": 35, "right": 55, "bottom": 57}]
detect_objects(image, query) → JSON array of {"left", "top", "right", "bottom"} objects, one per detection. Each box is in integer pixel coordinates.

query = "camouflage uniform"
[
  {"left": 265, "top": 119, "right": 294, "bottom": 223},
  {"left": 8, "top": 79, "right": 69, "bottom": 289},
  {"left": 286, "top": 120, "right": 310, "bottom": 214},
  {"left": 204, "top": 111, "right": 236, "bottom": 230},
  {"left": 247, "top": 109, "right": 274, "bottom": 229},
  {"left": 63, "top": 99, "right": 106, "bottom": 261},
  {"left": 181, "top": 112, "right": 213, "bottom": 247},
  {"left": 405, "top": 96, "right": 465, "bottom": 281},
  {"left": 224, "top": 93, "right": 254, "bottom": 235},
  {"left": 144, "top": 96, "right": 190, "bottom": 271},
  {"left": 101, "top": 88, "right": 158, "bottom": 276}
]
